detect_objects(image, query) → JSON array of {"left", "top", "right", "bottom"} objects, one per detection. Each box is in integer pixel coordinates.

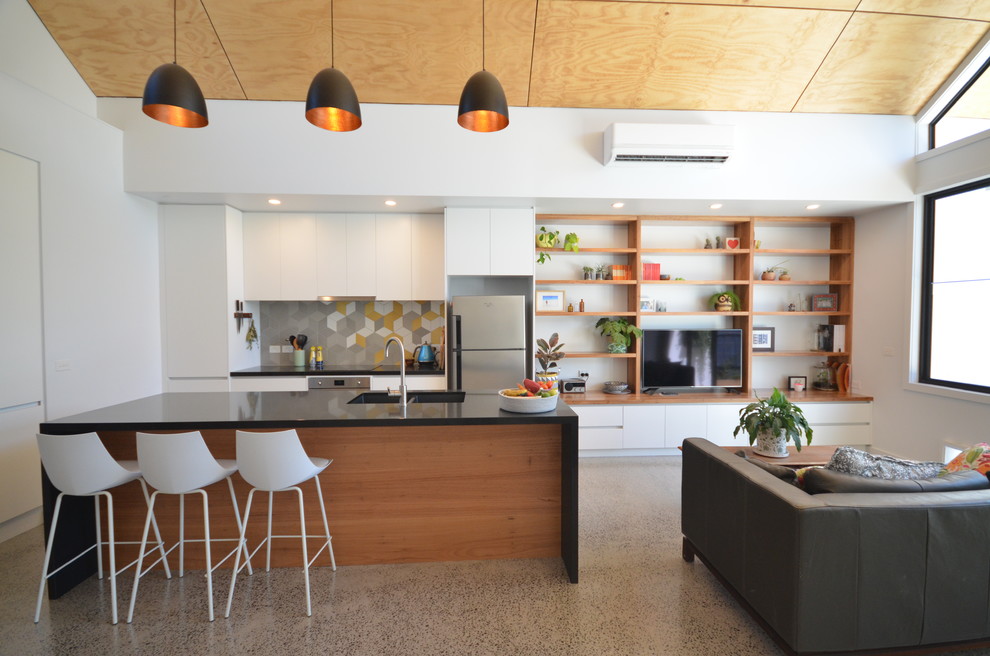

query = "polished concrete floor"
[{"left": 3, "top": 456, "right": 987, "bottom": 655}]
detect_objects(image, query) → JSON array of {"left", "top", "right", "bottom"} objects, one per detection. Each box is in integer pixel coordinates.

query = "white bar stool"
[
  {"left": 34, "top": 432, "right": 170, "bottom": 625},
  {"left": 127, "top": 431, "right": 252, "bottom": 623},
  {"left": 225, "top": 429, "right": 336, "bottom": 618}
]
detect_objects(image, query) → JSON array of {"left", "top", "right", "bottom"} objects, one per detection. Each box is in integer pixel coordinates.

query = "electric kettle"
[{"left": 414, "top": 344, "right": 436, "bottom": 363}]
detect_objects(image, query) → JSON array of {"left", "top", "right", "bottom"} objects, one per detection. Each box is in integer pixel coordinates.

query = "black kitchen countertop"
[
  {"left": 40, "top": 390, "right": 576, "bottom": 432},
  {"left": 231, "top": 363, "right": 444, "bottom": 377}
]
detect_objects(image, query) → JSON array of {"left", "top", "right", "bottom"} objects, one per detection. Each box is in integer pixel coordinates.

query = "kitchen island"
[{"left": 39, "top": 390, "right": 578, "bottom": 597}]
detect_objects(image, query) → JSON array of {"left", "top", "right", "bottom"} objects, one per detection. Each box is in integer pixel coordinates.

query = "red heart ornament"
[{"left": 725, "top": 238, "right": 740, "bottom": 249}]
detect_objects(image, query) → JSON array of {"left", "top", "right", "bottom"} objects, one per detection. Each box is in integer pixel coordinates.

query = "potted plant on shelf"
[
  {"left": 536, "top": 227, "right": 559, "bottom": 264},
  {"left": 594, "top": 317, "right": 643, "bottom": 354},
  {"left": 582, "top": 266, "right": 594, "bottom": 280},
  {"left": 536, "top": 333, "right": 566, "bottom": 388},
  {"left": 708, "top": 290, "right": 741, "bottom": 312},
  {"left": 595, "top": 263, "right": 610, "bottom": 280},
  {"left": 733, "top": 388, "right": 813, "bottom": 457},
  {"left": 761, "top": 260, "right": 789, "bottom": 281},
  {"left": 563, "top": 232, "right": 580, "bottom": 252}
]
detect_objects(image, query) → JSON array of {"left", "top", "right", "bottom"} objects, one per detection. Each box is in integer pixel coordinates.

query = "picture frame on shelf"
[
  {"left": 536, "top": 290, "right": 565, "bottom": 312},
  {"left": 812, "top": 293, "right": 838, "bottom": 312},
  {"left": 787, "top": 376, "right": 807, "bottom": 392},
  {"left": 752, "top": 326, "right": 775, "bottom": 352},
  {"left": 639, "top": 296, "right": 655, "bottom": 312}
]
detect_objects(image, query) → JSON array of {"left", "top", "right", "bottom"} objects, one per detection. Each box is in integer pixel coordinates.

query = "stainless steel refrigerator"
[{"left": 450, "top": 295, "right": 528, "bottom": 390}]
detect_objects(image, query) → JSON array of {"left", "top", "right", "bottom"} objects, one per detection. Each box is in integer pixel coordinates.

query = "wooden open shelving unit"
[{"left": 534, "top": 214, "right": 855, "bottom": 396}]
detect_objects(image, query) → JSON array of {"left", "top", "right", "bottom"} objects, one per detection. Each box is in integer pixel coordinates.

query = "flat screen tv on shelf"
[{"left": 641, "top": 329, "right": 743, "bottom": 390}]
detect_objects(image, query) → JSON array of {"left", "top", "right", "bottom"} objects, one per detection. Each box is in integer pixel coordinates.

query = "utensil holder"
[{"left": 293, "top": 350, "right": 306, "bottom": 366}]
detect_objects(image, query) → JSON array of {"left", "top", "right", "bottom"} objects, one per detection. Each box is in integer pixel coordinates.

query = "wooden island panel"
[{"left": 96, "top": 424, "right": 563, "bottom": 570}]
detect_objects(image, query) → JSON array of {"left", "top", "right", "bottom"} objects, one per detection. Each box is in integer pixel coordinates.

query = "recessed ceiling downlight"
[
  {"left": 806, "top": 203, "right": 821, "bottom": 210},
  {"left": 268, "top": 198, "right": 282, "bottom": 205},
  {"left": 611, "top": 202, "right": 625, "bottom": 209},
  {"left": 710, "top": 203, "right": 723, "bottom": 210},
  {"left": 384, "top": 200, "right": 397, "bottom": 207}
]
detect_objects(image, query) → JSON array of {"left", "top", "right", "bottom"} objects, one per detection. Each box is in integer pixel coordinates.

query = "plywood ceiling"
[{"left": 27, "top": 0, "right": 990, "bottom": 116}]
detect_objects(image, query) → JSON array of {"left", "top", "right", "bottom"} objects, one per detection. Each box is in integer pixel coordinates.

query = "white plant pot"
[{"left": 753, "top": 429, "right": 789, "bottom": 458}]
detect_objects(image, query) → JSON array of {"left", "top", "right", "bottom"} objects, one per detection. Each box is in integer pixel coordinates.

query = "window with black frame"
[
  {"left": 920, "top": 179, "right": 990, "bottom": 394},
  {"left": 929, "top": 58, "right": 990, "bottom": 150}
]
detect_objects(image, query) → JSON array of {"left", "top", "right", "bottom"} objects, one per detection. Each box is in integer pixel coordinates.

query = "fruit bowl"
[{"left": 497, "top": 389, "right": 559, "bottom": 414}]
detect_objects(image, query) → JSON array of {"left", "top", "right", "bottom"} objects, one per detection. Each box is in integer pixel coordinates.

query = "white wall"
[
  {"left": 856, "top": 203, "right": 990, "bottom": 461},
  {"left": 99, "top": 98, "right": 916, "bottom": 209},
  {"left": 0, "top": 3, "right": 162, "bottom": 423}
]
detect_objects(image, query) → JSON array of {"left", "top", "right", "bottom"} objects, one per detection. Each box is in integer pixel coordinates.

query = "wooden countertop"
[{"left": 562, "top": 388, "right": 873, "bottom": 405}]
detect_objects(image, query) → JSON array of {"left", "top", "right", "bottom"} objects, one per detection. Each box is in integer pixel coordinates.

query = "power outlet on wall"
[{"left": 269, "top": 345, "right": 281, "bottom": 354}]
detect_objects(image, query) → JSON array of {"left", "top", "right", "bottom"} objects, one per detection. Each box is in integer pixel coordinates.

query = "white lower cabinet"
[
  {"left": 229, "top": 377, "right": 308, "bottom": 392},
  {"left": 574, "top": 401, "right": 873, "bottom": 453},
  {"left": 371, "top": 375, "right": 447, "bottom": 391},
  {"left": 573, "top": 405, "right": 624, "bottom": 450}
]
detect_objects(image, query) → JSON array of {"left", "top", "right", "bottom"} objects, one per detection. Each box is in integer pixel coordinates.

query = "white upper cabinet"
[
  {"left": 315, "top": 213, "right": 348, "bottom": 297},
  {"left": 279, "top": 214, "right": 318, "bottom": 300},
  {"left": 346, "top": 214, "right": 377, "bottom": 297},
  {"left": 374, "top": 214, "right": 409, "bottom": 299},
  {"left": 411, "top": 214, "right": 445, "bottom": 299},
  {"left": 445, "top": 208, "right": 533, "bottom": 276},
  {"left": 245, "top": 212, "right": 442, "bottom": 301},
  {"left": 490, "top": 209, "right": 535, "bottom": 276},
  {"left": 445, "top": 208, "right": 490, "bottom": 275},
  {"left": 243, "top": 214, "right": 282, "bottom": 300}
]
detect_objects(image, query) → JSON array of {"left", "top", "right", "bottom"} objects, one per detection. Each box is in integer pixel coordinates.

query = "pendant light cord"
[
  {"left": 330, "top": 0, "right": 335, "bottom": 68},
  {"left": 481, "top": 0, "right": 486, "bottom": 71},
  {"left": 172, "top": 0, "right": 177, "bottom": 64}
]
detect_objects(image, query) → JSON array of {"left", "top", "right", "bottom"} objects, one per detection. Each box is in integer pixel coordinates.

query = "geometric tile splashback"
[{"left": 259, "top": 300, "right": 445, "bottom": 365}]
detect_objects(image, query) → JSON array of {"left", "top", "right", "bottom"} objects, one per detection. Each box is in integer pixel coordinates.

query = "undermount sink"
[{"left": 348, "top": 391, "right": 466, "bottom": 405}]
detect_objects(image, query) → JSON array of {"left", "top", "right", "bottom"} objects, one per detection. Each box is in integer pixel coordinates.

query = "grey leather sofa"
[{"left": 681, "top": 437, "right": 990, "bottom": 655}]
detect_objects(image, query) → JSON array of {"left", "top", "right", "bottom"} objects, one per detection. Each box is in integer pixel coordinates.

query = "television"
[{"left": 641, "top": 329, "right": 743, "bottom": 390}]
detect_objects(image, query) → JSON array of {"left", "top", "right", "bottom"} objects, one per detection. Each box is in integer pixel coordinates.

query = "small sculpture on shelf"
[
  {"left": 562, "top": 232, "right": 580, "bottom": 252},
  {"left": 704, "top": 238, "right": 713, "bottom": 249},
  {"left": 708, "top": 290, "right": 741, "bottom": 312},
  {"left": 715, "top": 236, "right": 722, "bottom": 249}
]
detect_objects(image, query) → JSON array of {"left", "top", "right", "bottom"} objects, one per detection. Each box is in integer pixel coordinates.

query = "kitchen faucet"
[{"left": 384, "top": 336, "right": 407, "bottom": 409}]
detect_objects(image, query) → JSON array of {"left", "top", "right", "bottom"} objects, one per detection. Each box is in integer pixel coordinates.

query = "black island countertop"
[
  {"left": 230, "top": 363, "right": 444, "bottom": 377},
  {"left": 40, "top": 389, "right": 576, "bottom": 433}
]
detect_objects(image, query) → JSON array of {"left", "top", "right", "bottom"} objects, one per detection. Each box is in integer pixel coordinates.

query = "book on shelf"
[
  {"left": 610, "top": 264, "right": 631, "bottom": 280},
  {"left": 642, "top": 262, "right": 660, "bottom": 280},
  {"left": 816, "top": 324, "right": 846, "bottom": 352}
]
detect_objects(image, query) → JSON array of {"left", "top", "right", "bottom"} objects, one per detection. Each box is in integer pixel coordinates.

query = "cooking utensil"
[{"left": 296, "top": 334, "right": 308, "bottom": 350}]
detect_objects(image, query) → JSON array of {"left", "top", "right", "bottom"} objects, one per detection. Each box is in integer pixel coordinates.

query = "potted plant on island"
[
  {"left": 594, "top": 317, "right": 643, "bottom": 354},
  {"left": 733, "top": 387, "right": 813, "bottom": 457},
  {"left": 707, "top": 290, "right": 741, "bottom": 312},
  {"left": 536, "top": 333, "right": 566, "bottom": 388}
]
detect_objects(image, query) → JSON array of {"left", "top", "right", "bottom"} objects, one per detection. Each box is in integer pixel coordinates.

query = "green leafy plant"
[
  {"left": 536, "top": 333, "right": 566, "bottom": 373},
  {"left": 563, "top": 232, "right": 580, "bottom": 252},
  {"left": 708, "top": 290, "right": 741, "bottom": 311},
  {"left": 594, "top": 317, "right": 643, "bottom": 349},
  {"left": 733, "top": 388, "right": 813, "bottom": 451},
  {"left": 536, "top": 227, "right": 560, "bottom": 264}
]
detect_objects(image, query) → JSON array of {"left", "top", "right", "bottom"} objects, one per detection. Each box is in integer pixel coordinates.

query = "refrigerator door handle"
[{"left": 451, "top": 315, "right": 462, "bottom": 389}]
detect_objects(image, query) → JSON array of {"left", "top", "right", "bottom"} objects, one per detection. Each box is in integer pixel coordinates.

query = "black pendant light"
[
  {"left": 142, "top": 0, "right": 208, "bottom": 128},
  {"left": 458, "top": 0, "right": 508, "bottom": 132},
  {"left": 305, "top": 0, "right": 362, "bottom": 131}
]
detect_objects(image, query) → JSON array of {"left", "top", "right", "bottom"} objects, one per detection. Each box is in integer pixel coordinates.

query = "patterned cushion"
[
  {"left": 826, "top": 446, "right": 943, "bottom": 480},
  {"left": 940, "top": 443, "right": 990, "bottom": 476}
]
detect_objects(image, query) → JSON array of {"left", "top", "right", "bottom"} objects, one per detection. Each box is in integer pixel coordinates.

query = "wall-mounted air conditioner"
[{"left": 603, "top": 123, "right": 734, "bottom": 166}]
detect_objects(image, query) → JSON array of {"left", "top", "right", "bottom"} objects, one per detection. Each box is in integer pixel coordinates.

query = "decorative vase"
[
  {"left": 779, "top": 273, "right": 791, "bottom": 281},
  {"left": 754, "top": 429, "right": 789, "bottom": 458},
  {"left": 761, "top": 271, "right": 776, "bottom": 281},
  {"left": 536, "top": 371, "right": 559, "bottom": 390},
  {"left": 607, "top": 342, "right": 627, "bottom": 354}
]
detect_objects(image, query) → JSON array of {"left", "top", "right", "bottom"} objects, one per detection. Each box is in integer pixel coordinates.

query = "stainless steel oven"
[{"left": 307, "top": 376, "right": 370, "bottom": 392}]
